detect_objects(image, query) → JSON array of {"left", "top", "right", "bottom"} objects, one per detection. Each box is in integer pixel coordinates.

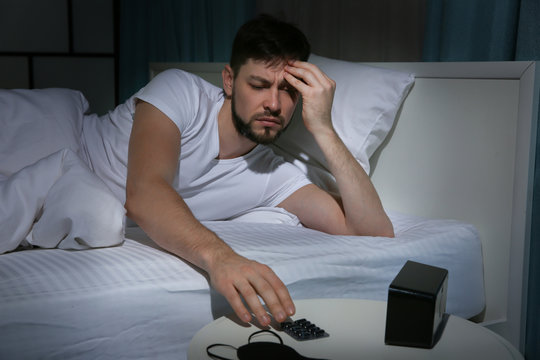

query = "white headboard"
[{"left": 149, "top": 60, "right": 538, "bottom": 351}]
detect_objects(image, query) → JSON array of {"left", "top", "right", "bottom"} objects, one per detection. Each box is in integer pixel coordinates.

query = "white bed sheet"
[{"left": 0, "top": 213, "right": 484, "bottom": 360}]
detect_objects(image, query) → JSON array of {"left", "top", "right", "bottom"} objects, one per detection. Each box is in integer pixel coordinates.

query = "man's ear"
[{"left": 222, "top": 65, "right": 234, "bottom": 97}]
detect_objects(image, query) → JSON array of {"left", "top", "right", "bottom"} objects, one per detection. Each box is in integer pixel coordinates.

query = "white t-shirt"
[{"left": 82, "top": 69, "right": 311, "bottom": 221}]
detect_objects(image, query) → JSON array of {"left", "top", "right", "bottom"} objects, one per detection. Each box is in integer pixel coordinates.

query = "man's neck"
[{"left": 217, "top": 98, "right": 257, "bottom": 159}]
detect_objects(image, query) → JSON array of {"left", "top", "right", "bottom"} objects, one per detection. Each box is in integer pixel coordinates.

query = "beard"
[{"left": 231, "top": 93, "right": 289, "bottom": 145}]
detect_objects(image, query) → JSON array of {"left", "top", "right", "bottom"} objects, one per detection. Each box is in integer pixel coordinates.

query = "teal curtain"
[
  {"left": 422, "top": 0, "right": 520, "bottom": 61},
  {"left": 118, "top": 0, "right": 255, "bottom": 103},
  {"left": 422, "top": 0, "right": 539, "bottom": 61},
  {"left": 515, "top": 0, "right": 540, "bottom": 61},
  {"left": 423, "top": 1, "right": 540, "bottom": 359}
]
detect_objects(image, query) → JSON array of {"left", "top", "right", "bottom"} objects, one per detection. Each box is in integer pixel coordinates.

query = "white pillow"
[
  {"left": 271, "top": 54, "right": 414, "bottom": 191},
  {"left": 0, "top": 88, "right": 88, "bottom": 178}
]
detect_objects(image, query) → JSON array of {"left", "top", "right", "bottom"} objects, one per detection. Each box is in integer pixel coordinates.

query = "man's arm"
[
  {"left": 281, "top": 61, "right": 394, "bottom": 237},
  {"left": 125, "top": 101, "right": 295, "bottom": 326}
]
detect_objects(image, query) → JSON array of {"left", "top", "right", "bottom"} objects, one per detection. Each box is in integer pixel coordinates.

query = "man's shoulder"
[
  {"left": 156, "top": 69, "right": 221, "bottom": 94},
  {"left": 142, "top": 68, "right": 223, "bottom": 113}
]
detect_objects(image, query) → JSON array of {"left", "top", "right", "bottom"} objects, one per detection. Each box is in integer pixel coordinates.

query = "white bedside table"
[{"left": 188, "top": 298, "right": 523, "bottom": 360}]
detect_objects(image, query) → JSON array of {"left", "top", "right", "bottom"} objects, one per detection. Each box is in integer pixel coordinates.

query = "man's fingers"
[
  {"left": 234, "top": 263, "right": 295, "bottom": 326},
  {"left": 246, "top": 264, "right": 291, "bottom": 324},
  {"left": 210, "top": 255, "right": 295, "bottom": 327},
  {"left": 284, "top": 63, "right": 335, "bottom": 101},
  {"left": 260, "top": 268, "right": 296, "bottom": 319},
  {"left": 285, "top": 60, "right": 332, "bottom": 87},
  {"left": 235, "top": 277, "right": 272, "bottom": 326},
  {"left": 221, "top": 284, "right": 252, "bottom": 323},
  {"left": 284, "top": 64, "right": 320, "bottom": 89},
  {"left": 283, "top": 71, "right": 309, "bottom": 93}
]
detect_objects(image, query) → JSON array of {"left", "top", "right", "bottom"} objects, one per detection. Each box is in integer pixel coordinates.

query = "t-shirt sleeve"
[
  {"left": 135, "top": 69, "right": 198, "bottom": 134},
  {"left": 261, "top": 157, "right": 312, "bottom": 207}
]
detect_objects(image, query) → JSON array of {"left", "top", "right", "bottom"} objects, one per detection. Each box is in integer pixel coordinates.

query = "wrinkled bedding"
[
  {"left": 0, "top": 212, "right": 484, "bottom": 360},
  {"left": 0, "top": 148, "right": 124, "bottom": 254}
]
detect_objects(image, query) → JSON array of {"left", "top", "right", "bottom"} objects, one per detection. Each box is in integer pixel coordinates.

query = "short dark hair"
[{"left": 229, "top": 14, "right": 310, "bottom": 77}]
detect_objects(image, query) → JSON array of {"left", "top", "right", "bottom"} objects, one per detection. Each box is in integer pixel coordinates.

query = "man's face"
[{"left": 230, "top": 59, "right": 299, "bottom": 145}]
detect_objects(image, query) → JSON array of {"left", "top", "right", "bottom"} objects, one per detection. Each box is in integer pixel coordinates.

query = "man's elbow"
[
  {"left": 372, "top": 216, "right": 395, "bottom": 238},
  {"left": 360, "top": 226, "right": 394, "bottom": 238},
  {"left": 124, "top": 182, "right": 145, "bottom": 224},
  {"left": 349, "top": 219, "right": 395, "bottom": 238},
  {"left": 378, "top": 225, "right": 395, "bottom": 238}
]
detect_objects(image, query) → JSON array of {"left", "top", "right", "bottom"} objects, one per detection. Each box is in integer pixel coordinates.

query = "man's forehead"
[{"left": 239, "top": 58, "right": 287, "bottom": 79}]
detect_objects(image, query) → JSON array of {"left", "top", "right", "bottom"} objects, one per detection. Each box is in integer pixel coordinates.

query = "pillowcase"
[
  {"left": 0, "top": 88, "right": 88, "bottom": 178},
  {"left": 271, "top": 54, "right": 415, "bottom": 192}
]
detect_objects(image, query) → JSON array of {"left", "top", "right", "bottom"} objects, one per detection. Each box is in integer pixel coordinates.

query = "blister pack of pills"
[{"left": 280, "top": 318, "right": 329, "bottom": 341}]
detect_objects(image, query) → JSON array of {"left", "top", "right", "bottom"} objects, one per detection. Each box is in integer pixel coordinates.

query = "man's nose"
[{"left": 263, "top": 88, "right": 281, "bottom": 114}]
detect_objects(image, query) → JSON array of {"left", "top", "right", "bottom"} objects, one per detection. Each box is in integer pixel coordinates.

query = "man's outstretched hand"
[{"left": 207, "top": 249, "right": 295, "bottom": 327}]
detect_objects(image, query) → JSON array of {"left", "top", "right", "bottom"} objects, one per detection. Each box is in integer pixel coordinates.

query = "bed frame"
[{"left": 149, "top": 60, "right": 539, "bottom": 352}]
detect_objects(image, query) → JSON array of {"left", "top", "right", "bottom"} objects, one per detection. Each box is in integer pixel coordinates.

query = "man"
[{"left": 124, "top": 15, "right": 394, "bottom": 328}]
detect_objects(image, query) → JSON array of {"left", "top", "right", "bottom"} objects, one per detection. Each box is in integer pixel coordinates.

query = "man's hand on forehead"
[{"left": 283, "top": 60, "right": 336, "bottom": 133}]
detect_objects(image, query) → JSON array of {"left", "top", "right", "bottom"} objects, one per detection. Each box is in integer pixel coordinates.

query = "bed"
[{"left": 0, "top": 56, "right": 537, "bottom": 359}]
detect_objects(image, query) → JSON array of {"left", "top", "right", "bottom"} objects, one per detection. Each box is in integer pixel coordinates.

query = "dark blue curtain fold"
[
  {"left": 118, "top": 0, "right": 255, "bottom": 103},
  {"left": 423, "top": 1, "right": 540, "bottom": 359},
  {"left": 515, "top": 0, "right": 540, "bottom": 60},
  {"left": 422, "top": 0, "right": 539, "bottom": 61},
  {"left": 422, "top": 0, "right": 520, "bottom": 61}
]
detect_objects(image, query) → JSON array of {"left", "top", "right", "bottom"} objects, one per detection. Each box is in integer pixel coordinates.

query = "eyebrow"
[
  {"left": 249, "top": 75, "right": 291, "bottom": 88},
  {"left": 249, "top": 75, "right": 271, "bottom": 85}
]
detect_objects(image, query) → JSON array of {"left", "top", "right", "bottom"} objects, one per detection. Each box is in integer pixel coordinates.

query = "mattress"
[{"left": 0, "top": 212, "right": 484, "bottom": 360}]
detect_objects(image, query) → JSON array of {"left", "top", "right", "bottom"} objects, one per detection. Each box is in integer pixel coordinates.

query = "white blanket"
[
  {"left": 0, "top": 215, "right": 484, "bottom": 360},
  {"left": 0, "top": 148, "right": 125, "bottom": 254}
]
